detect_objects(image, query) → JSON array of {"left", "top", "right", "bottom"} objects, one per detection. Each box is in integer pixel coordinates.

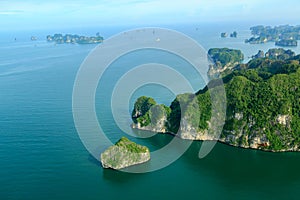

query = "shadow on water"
[
  {"left": 101, "top": 167, "right": 148, "bottom": 184},
  {"left": 88, "top": 153, "right": 146, "bottom": 183},
  {"left": 89, "top": 128, "right": 300, "bottom": 196},
  {"left": 131, "top": 128, "right": 174, "bottom": 151},
  {"left": 181, "top": 140, "right": 300, "bottom": 188}
]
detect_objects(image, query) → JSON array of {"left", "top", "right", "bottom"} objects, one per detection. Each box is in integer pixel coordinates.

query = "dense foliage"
[
  {"left": 132, "top": 49, "right": 300, "bottom": 151},
  {"left": 250, "top": 25, "right": 300, "bottom": 40},
  {"left": 131, "top": 96, "right": 156, "bottom": 124},
  {"left": 116, "top": 137, "right": 149, "bottom": 153},
  {"left": 223, "top": 68, "right": 300, "bottom": 150},
  {"left": 218, "top": 54, "right": 299, "bottom": 150},
  {"left": 208, "top": 48, "right": 244, "bottom": 68},
  {"left": 132, "top": 96, "right": 170, "bottom": 127},
  {"left": 101, "top": 137, "right": 150, "bottom": 169},
  {"left": 245, "top": 25, "right": 300, "bottom": 46}
]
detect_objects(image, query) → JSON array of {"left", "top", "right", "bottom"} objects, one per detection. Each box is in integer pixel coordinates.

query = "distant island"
[
  {"left": 221, "top": 31, "right": 237, "bottom": 38},
  {"left": 275, "top": 39, "right": 297, "bottom": 47},
  {"left": 100, "top": 137, "right": 150, "bottom": 169},
  {"left": 221, "top": 32, "right": 228, "bottom": 38},
  {"left": 31, "top": 36, "right": 37, "bottom": 41},
  {"left": 252, "top": 48, "right": 295, "bottom": 60},
  {"left": 46, "top": 33, "right": 103, "bottom": 44},
  {"left": 245, "top": 25, "right": 300, "bottom": 46},
  {"left": 132, "top": 47, "right": 300, "bottom": 152}
]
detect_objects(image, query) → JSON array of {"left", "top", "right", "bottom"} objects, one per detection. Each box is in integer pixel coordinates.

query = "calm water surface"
[{"left": 0, "top": 24, "right": 300, "bottom": 200}]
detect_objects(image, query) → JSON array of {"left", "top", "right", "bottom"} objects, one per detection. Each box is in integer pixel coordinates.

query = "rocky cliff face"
[
  {"left": 207, "top": 48, "right": 244, "bottom": 79},
  {"left": 131, "top": 104, "right": 169, "bottom": 133},
  {"left": 208, "top": 61, "right": 239, "bottom": 79},
  {"left": 100, "top": 137, "right": 150, "bottom": 170},
  {"left": 218, "top": 114, "right": 299, "bottom": 152},
  {"left": 131, "top": 114, "right": 168, "bottom": 133},
  {"left": 131, "top": 49, "right": 300, "bottom": 152},
  {"left": 132, "top": 111, "right": 299, "bottom": 152}
]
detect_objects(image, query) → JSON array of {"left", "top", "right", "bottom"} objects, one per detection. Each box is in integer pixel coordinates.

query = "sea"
[{"left": 1, "top": 23, "right": 300, "bottom": 200}]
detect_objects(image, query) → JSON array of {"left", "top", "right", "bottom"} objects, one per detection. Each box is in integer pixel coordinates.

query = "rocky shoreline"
[
  {"left": 131, "top": 48, "right": 300, "bottom": 153},
  {"left": 132, "top": 123, "right": 300, "bottom": 153}
]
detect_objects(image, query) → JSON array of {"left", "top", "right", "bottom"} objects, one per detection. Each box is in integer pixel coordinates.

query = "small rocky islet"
[
  {"left": 100, "top": 137, "right": 150, "bottom": 170},
  {"left": 220, "top": 31, "right": 237, "bottom": 38}
]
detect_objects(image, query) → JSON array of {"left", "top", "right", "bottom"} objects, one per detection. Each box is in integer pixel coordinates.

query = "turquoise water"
[{"left": 1, "top": 24, "right": 300, "bottom": 199}]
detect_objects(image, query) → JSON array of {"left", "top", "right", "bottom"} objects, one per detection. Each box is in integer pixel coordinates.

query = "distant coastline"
[
  {"left": 245, "top": 25, "right": 300, "bottom": 46},
  {"left": 46, "top": 33, "right": 103, "bottom": 44}
]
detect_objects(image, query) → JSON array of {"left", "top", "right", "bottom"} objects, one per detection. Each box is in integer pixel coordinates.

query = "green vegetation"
[
  {"left": 149, "top": 104, "right": 171, "bottom": 124},
  {"left": 132, "top": 96, "right": 170, "bottom": 127},
  {"left": 245, "top": 25, "right": 300, "bottom": 46},
  {"left": 275, "top": 39, "right": 297, "bottom": 47},
  {"left": 115, "top": 137, "right": 149, "bottom": 153},
  {"left": 208, "top": 48, "right": 244, "bottom": 79},
  {"left": 166, "top": 93, "right": 203, "bottom": 133},
  {"left": 132, "top": 48, "right": 300, "bottom": 151},
  {"left": 132, "top": 96, "right": 156, "bottom": 124},
  {"left": 221, "top": 55, "right": 300, "bottom": 151},
  {"left": 265, "top": 48, "right": 295, "bottom": 60},
  {"left": 208, "top": 48, "right": 244, "bottom": 68},
  {"left": 100, "top": 137, "right": 150, "bottom": 169}
]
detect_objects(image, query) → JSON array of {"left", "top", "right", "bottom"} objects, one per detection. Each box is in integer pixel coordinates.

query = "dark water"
[{"left": 1, "top": 25, "right": 300, "bottom": 200}]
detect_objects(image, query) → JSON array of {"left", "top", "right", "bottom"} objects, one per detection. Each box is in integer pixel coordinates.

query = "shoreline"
[{"left": 132, "top": 127, "right": 300, "bottom": 153}]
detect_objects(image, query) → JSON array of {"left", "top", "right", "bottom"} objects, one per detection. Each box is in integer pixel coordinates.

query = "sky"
[{"left": 1, "top": 0, "right": 300, "bottom": 30}]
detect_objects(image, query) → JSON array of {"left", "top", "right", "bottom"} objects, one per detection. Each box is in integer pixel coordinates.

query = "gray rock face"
[
  {"left": 131, "top": 115, "right": 168, "bottom": 133},
  {"left": 100, "top": 137, "right": 150, "bottom": 170},
  {"left": 132, "top": 112, "right": 300, "bottom": 152}
]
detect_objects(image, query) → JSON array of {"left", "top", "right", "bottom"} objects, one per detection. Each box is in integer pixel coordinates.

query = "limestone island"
[
  {"left": 100, "top": 137, "right": 150, "bottom": 170},
  {"left": 275, "top": 39, "right": 297, "bottom": 47},
  {"left": 230, "top": 31, "right": 237, "bottom": 38},
  {"left": 132, "top": 47, "right": 300, "bottom": 152},
  {"left": 31, "top": 36, "right": 37, "bottom": 41},
  {"left": 46, "top": 33, "right": 103, "bottom": 44},
  {"left": 220, "top": 31, "right": 237, "bottom": 38},
  {"left": 221, "top": 32, "right": 227, "bottom": 38},
  {"left": 252, "top": 48, "right": 295, "bottom": 60},
  {"left": 245, "top": 25, "right": 300, "bottom": 46}
]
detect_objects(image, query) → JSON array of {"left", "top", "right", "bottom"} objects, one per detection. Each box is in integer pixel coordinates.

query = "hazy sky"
[{"left": 1, "top": 0, "right": 300, "bottom": 30}]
